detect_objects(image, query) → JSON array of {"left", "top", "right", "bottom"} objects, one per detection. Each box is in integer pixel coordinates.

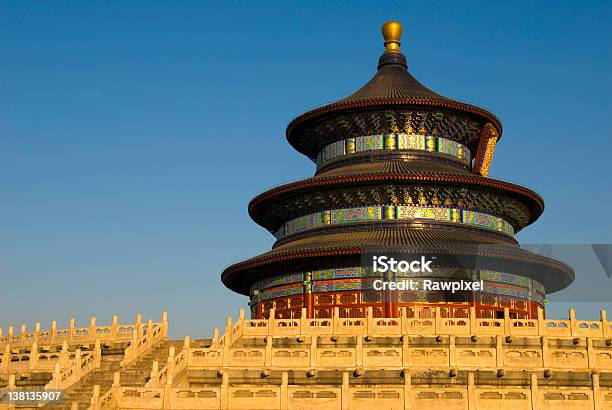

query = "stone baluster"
[
  {"left": 130, "top": 328, "right": 139, "bottom": 360},
  {"left": 503, "top": 308, "right": 510, "bottom": 335},
  {"left": 467, "top": 372, "right": 476, "bottom": 410},
  {"left": 161, "top": 311, "right": 169, "bottom": 337},
  {"left": 147, "top": 319, "right": 153, "bottom": 340},
  {"left": 51, "top": 363, "right": 61, "bottom": 388},
  {"left": 333, "top": 307, "right": 340, "bottom": 334},
  {"left": 29, "top": 341, "right": 39, "bottom": 370},
  {"left": 366, "top": 307, "right": 373, "bottom": 336},
  {"left": 469, "top": 306, "right": 477, "bottom": 335},
  {"left": 239, "top": 308, "right": 245, "bottom": 321},
  {"left": 601, "top": 310, "right": 609, "bottom": 338},
  {"left": 264, "top": 336, "right": 273, "bottom": 367},
  {"left": 496, "top": 335, "right": 504, "bottom": 367},
  {"left": 537, "top": 307, "right": 545, "bottom": 335},
  {"left": 300, "top": 307, "right": 307, "bottom": 334},
  {"left": 569, "top": 308, "right": 577, "bottom": 336},
  {"left": 20, "top": 324, "right": 27, "bottom": 341},
  {"left": 212, "top": 328, "right": 219, "bottom": 346},
  {"left": 8, "top": 326, "right": 14, "bottom": 342},
  {"left": 449, "top": 335, "right": 456, "bottom": 367},
  {"left": 220, "top": 371, "right": 229, "bottom": 409},
  {"left": 111, "top": 315, "right": 119, "bottom": 338},
  {"left": 1, "top": 343, "right": 10, "bottom": 371},
  {"left": 113, "top": 371, "right": 120, "bottom": 387},
  {"left": 593, "top": 372, "right": 602, "bottom": 410},
  {"left": 69, "top": 319, "right": 76, "bottom": 341},
  {"left": 91, "top": 385, "right": 100, "bottom": 410},
  {"left": 403, "top": 370, "right": 412, "bottom": 409},
  {"left": 267, "top": 308, "right": 275, "bottom": 336},
  {"left": 166, "top": 345, "right": 175, "bottom": 386},
  {"left": 280, "top": 371, "right": 289, "bottom": 410},
  {"left": 355, "top": 335, "right": 363, "bottom": 367},
  {"left": 341, "top": 371, "right": 349, "bottom": 410},
  {"left": 135, "top": 313, "right": 143, "bottom": 339},
  {"left": 59, "top": 341, "right": 69, "bottom": 368},
  {"left": 530, "top": 373, "right": 539, "bottom": 409},
  {"left": 75, "top": 348, "right": 82, "bottom": 379},
  {"left": 34, "top": 322, "right": 41, "bottom": 344},
  {"left": 435, "top": 307, "right": 441, "bottom": 334},
  {"left": 50, "top": 320, "right": 57, "bottom": 344},
  {"left": 150, "top": 359, "right": 159, "bottom": 381},
  {"left": 89, "top": 317, "right": 97, "bottom": 338},
  {"left": 8, "top": 373, "right": 16, "bottom": 389}
]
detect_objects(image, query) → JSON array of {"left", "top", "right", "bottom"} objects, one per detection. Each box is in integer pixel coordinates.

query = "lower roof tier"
[
  {"left": 248, "top": 160, "right": 543, "bottom": 235},
  {"left": 221, "top": 225, "right": 574, "bottom": 296}
]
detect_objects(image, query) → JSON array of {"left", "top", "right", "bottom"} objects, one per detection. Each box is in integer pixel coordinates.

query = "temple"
[
  {"left": 2, "top": 21, "right": 612, "bottom": 410},
  {"left": 222, "top": 21, "right": 573, "bottom": 321}
]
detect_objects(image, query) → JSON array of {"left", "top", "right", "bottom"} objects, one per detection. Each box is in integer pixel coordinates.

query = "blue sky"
[{"left": 1, "top": 1, "right": 611, "bottom": 337}]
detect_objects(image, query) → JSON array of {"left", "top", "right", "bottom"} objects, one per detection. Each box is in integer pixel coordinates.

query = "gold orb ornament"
[{"left": 382, "top": 21, "right": 403, "bottom": 53}]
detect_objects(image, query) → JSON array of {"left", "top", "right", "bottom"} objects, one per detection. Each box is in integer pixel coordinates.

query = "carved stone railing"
[
  {"left": 119, "top": 313, "right": 168, "bottom": 368},
  {"left": 45, "top": 339, "right": 102, "bottom": 391},
  {"left": 89, "top": 371, "right": 612, "bottom": 410},
  {"left": 0, "top": 340, "right": 75, "bottom": 374},
  {"left": 233, "top": 306, "right": 612, "bottom": 339},
  {"left": 0, "top": 312, "right": 167, "bottom": 349}
]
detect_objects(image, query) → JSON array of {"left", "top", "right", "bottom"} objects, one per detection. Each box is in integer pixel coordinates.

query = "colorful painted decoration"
[
  {"left": 275, "top": 205, "right": 514, "bottom": 240},
  {"left": 251, "top": 267, "right": 545, "bottom": 304},
  {"left": 316, "top": 133, "right": 471, "bottom": 167}
]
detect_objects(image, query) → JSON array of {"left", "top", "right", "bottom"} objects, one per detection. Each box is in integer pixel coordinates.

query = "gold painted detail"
[{"left": 473, "top": 123, "right": 499, "bottom": 176}]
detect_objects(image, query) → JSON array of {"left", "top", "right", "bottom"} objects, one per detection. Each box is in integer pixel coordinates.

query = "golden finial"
[{"left": 382, "top": 21, "right": 403, "bottom": 53}]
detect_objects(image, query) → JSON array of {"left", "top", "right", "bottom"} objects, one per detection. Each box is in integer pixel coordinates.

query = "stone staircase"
[{"left": 42, "top": 339, "right": 182, "bottom": 410}]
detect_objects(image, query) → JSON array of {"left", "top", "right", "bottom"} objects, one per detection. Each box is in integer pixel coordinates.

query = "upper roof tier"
[{"left": 286, "top": 21, "right": 502, "bottom": 160}]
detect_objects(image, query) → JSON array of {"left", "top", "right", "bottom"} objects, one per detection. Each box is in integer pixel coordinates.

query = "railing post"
[
  {"left": 20, "top": 324, "right": 27, "bottom": 341},
  {"left": 8, "top": 326, "right": 14, "bottom": 343},
  {"left": 136, "top": 313, "right": 143, "bottom": 338},
  {"left": 89, "top": 316, "right": 97, "bottom": 338},
  {"left": 8, "top": 373, "right": 16, "bottom": 389},
  {"left": 341, "top": 371, "right": 349, "bottom": 410},
  {"left": 60, "top": 341, "right": 69, "bottom": 367},
  {"left": 537, "top": 307, "right": 545, "bottom": 335},
  {"left": 366, "top": 307, "right": 373, "bottom": 336},
  {"left": 146, "top": 319, "right": 153, "bottom": 344},
  {"left": 132, "top": 328, "right": 139, "bottom": 360},
  {"left": 51, "top": 363, "right": 61, "bottom": 389},
  {"left": 150, "top": 360, "right": 159, "bottom": 381},
  {"left": 30, "top": 341, "right": 39, "bottom": 370},
  {"left": 530, "top": 373, "right": 539, "bottom": 409},
  {"left": 34, "top": 322, "right": 41, "bottom": 344},
  {"left": 75, "top": 348, "right": 82, "bottom": 378},
  {"left": 601, "top": 310, "right": 609, "bottom": 338},
  {"left": 239, "top": 308, "right": 245, "bottom": 321},
  {"left": 1, "top": 343, "right": 10, "bottom": 371},
  {"left": 111, "top": 315, "right": 119, "bottom": 338},
  {"left": 161, "top": 311, "right": 169, "bottom": 337},
  {"left": 91, "top": 385, "right": 100, "bottom": 410},
  {"left": 280, "top": 371, "right": 289, "bottom": 410},
  {"left": 333, "top": 307, "right": 340, "bottom": 334},
  {"left": 569, "top": 308, "right": 577, "bottom": 336},
  {"left": 593, "top": 372, "right": 602, "bottom": 410},
  {"left": 435, "top": 307, "right": 441, "bottom": 335},
  {"left": 503, "top": 307, "right": 510, "bottom": 335},
  {"left": 212, "top": 328, "right": 219, "bottom": 346},
  {"left": 69, "top": 319, "right": 76, "bottom": 341},
  {"left": 268, "top": 309, "right": 275, "bottom": 336},
  {"left": 300, "top": 307, "right": 307, "bottom": 334},
  {"left": 113, "top": 371, "right": 121, "bottom": 387},
  {"left": 183, "top": 336, "right": 191, "bottom": 351},
  {"left": 469, "top": 306, "right": 477, "bottom": 335},
  {"left": 51, "top": 320, "right": 57, "bottom": 344}
]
